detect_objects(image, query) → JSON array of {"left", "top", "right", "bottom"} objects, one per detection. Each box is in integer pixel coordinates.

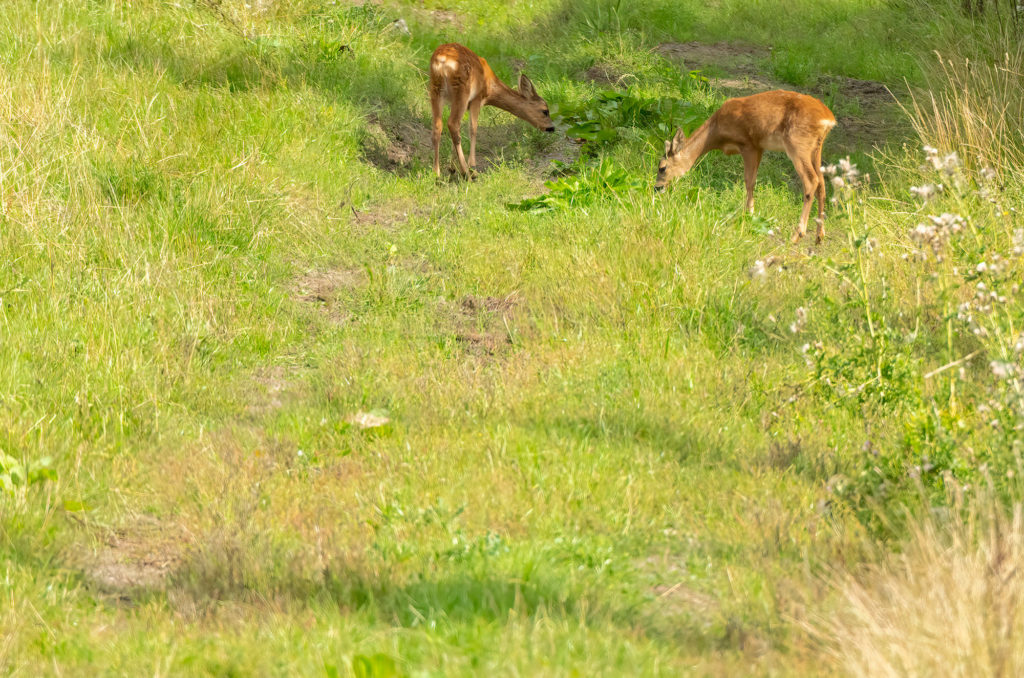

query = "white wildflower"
[
  {"left": 910, "top": 183, "right": 943, "bottom": 201},
  {"left": 991, "top": 360, "right": 1017, "bottom": 379},
  {"left": 789, "top": 306, "right": 808, "bottom": 334},
  {"left": 909, "top": 213, "right": 965, "bottom": 260}
]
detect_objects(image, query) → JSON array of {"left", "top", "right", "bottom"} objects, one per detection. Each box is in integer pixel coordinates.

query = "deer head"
[
  {"left": 654, "top": 129, "right": 694, "bottom": 191},
  {"left": 516, "top": 74, "right": 555, "bottom": 132}
]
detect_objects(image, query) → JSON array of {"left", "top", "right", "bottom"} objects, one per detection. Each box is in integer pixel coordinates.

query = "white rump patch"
[
  {"left": 821, "top": 119, "right": 837, "bottom": 128},
  {"left": 431, "top": 55, "right": 457, "bottom": 76}
]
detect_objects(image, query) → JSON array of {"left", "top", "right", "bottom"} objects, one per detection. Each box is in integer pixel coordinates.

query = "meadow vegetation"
[{"left": 1, "top": 0, "right": 1022, "bottom": 675}]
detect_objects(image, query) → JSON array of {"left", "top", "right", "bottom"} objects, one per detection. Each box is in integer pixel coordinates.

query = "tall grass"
[
  {"left": 812, "top": 494, "right": 1024, "bottom": 677},
  {"left": 903, "top": 45, "right": 1024, "bottom": 171}
]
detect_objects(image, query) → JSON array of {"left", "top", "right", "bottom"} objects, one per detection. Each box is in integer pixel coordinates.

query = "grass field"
[{"left": 2, "top": 0, "right": 1023, "bottom": 675}]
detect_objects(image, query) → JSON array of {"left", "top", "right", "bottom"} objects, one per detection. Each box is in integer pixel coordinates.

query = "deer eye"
[{"left": 542, "top": 109, "right": 549, "bottom": 116}]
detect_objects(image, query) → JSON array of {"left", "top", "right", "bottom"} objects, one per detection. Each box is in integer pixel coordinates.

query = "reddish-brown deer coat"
[
  {"left": 429, "top": 43, "right": 555, "bottom": 178},
  {"left": 655, "top": 90, "right": 836, "bottom": 243}
]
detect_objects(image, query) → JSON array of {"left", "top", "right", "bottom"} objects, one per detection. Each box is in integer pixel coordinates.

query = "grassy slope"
[{"left": 0, "top": 0, "right": 1010, "bottom": 675}]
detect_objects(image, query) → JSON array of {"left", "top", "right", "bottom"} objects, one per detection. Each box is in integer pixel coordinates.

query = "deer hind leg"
[
  {"left": 812, "top": 137, "right": 826, "bottom": 243},
  {"left": 446, "top": 98, "right": 471, "bottom": 178},
  {"left": 741, "top": 148, "right": 763, "bottom": 214},
  {"left": 430, "top": 89, "right": 444, "bottom": 177},
  {"left": 468, "top": 98, "right": 483, "bottom": 170},
  {"left": 787, "top": 146, "right": 820, "bottom": 243}
]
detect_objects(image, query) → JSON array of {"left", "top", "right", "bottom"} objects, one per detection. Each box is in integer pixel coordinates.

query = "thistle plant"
[{"left": 783, "top": 146, "right": 1024, "bottom": 527}]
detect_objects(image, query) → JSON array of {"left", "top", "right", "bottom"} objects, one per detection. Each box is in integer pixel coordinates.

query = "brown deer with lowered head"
[
  {"left": 430, "top": 43, "right": 555, "bottom": 178},
  {"left": 655, "top": 90, "right": 836, "bottom": 243}
]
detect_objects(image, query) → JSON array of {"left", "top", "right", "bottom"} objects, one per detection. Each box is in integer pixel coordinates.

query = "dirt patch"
[
  {"left": 658, "top": 41, "right": 769, "bottom": 80},
  {"left": 83, "top": 516, "right": 190, "bottom": 597},
  {"left": 292, "top": 266, "right": 365, "bottom": 323},
  {"left": 824, "top": 76, "right": 903, "bottom": 150},
  {"left": 293, "top": 267, "right": 364, "bottom": 303},
  {"left": 652, "top": 581, "right": 719, "bottom": 615},
  {"left": 658, "top": 41, "right": 780, "bottom": 99},
  {"left": 582, "top": 63, "right": 637, "bottom": 88},
  {"left": 347, "top": 196, "right": 429, "bottom": 233},
  {"left": 443, "top": 292, "right": 521, "bottom": 358},
  {"left": 245, "top": 365, "right": 294, "bottom": 415},
  {"left": 461, "top": 294, "right": 518, "bottom": 315},
  {"left": 422, "top": 8, "right": 462, "bottom": 28},
  {"left": 361, "top": 113, "right": 431, "bottom": 175}
]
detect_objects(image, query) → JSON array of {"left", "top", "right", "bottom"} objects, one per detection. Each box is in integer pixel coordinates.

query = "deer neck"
[
  {"left": 677, "top": 121, "right": 714, "bottom": 174},
  {"left": 486, "top": 82, "right": 534, "bottom": 121}
]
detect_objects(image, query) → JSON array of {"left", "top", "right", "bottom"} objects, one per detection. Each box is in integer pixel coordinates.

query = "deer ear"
[
  {"left": 671, "top": 128, "right": 687, "bottom": 153},
  {"left": 664, "top": 139, "right": 671, "bottom": 156},
  {"left": 518, "top": 74, "right": 537, "bottom": 98}
]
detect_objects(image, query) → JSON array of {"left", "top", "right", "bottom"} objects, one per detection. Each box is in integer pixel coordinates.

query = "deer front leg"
[
  {"left": 447, "top": 100, "right": 471, "bottom": 178},
  {"left": 741, "top": 148, "right": 762, "bottom": 214},
  {"left": 468, "top": 98, "right": 483, "bottom": 170}
]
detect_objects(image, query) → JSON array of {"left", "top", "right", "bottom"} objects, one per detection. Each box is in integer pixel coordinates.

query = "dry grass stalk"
[
  {"left": 901, "top": 46, "right": 1024, "bottom": 171},
  {"left": 812, "top": 497, "right": 1024, "bottom": 677}
]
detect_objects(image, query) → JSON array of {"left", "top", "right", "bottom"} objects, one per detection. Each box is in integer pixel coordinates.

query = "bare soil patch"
[
  {"left": 582, "top": 63, "right": 638, "bottom": 88},
  {"left": 82, "top": 516, "right": 190, "bottom": 598},
  {"left": 652, "top": 582, "right": 719, "bottom": 616},
  {"left": 363, "top": 106, "right": 576, "bottom": 181},
  {"left": 292, "top": 266, "right": 365, "bottom": 322},
  {"left": 824, "top": 76, "right": 902, "bottom": 149},
  {"left": 245, "top": 365, "right": 294, "bottom": 415},
  {"left": 657, "top": 41, "right": 770, "bottom": 87},
  {"left": 412, "top": 7, "right": 462, "bottom": 28},
  {"left": 349, "top": 197, "right": 428, "bottom": 233},
  {"left": 293, "top": 267, "right": 364, "bottom": 303},
  {"left": 460, "top": 294, "right": 519, "bottom": 315},
  {"left": 442, "top": 292, "right": 521, "bottom": 358},
  {"left": 361, "top": 113, "right": 431, "bottom": 175}
]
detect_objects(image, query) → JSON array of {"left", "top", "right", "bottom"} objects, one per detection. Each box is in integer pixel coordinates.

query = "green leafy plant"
[
  {"left": 0, "top": 452, "right": 56, "bottom": 494},
  {"left": 506, "top": 158, "right": 642, "bottom": 212},
  {"left": 555, "top": 83, "right": 708, "bottom": 154}
]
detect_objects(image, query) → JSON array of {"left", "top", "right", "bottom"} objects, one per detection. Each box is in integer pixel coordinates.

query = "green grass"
[{"left": 1, "top": 0, "right": 1022, "bottom": 675}]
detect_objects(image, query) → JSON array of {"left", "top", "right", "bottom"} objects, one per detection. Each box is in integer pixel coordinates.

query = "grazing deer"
[
  {"left": 655, "top": 90, "right": 836, "bottom": 243},
  {"left": 429, "top": 43, "right": 555, "bottom": 178}
]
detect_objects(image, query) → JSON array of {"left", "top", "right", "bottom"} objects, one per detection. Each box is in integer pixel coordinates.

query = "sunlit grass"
[{"left": 1, "top": 0, "right": 1021, "bottom": 675}]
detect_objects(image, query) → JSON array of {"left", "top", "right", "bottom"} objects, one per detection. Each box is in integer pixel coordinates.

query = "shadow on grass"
[
  {"left": 541, "top": 412, "right": 721, "bottom": 464},
  {"left": 164, "top": 544, "right": 606, "bottom": 631},
  {"left": 155, "top": 543, "right": 753, "bottom": 656}
]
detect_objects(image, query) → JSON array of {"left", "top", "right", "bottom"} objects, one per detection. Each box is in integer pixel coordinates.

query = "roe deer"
[
  {"left": 429, "top": 43, "right": 555, "bottom": 178},
  {"left": 655, "top": 90, "right": 836, "bottom": 243}
]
